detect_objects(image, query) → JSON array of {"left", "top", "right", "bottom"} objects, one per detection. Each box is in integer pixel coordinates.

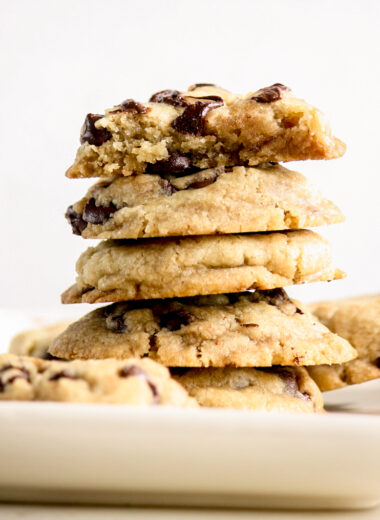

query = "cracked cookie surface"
[
  {"left": 62, "top": 230, "right": 345, "bottom": 304},
  {"left": 0, "top": 353, "right": 197, "bottom": 406},
  {"left": 66, "top": 164, "right": 344, "bottom": 239},
  {"left": 66, "top": 83, "right": 345, "bottom": 178},
  {"left": 172, "top": 366, "right": 324, "bottom": 413},
  {"left": 51, "top": 290, "right": 356, "bottom": 367},
  {"left": 307, "top": 294, "right": 380, "bottom": 391}
]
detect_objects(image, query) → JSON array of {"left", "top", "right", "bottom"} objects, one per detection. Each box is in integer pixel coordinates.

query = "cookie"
[
  {"left": 66, "top": 164, "right": 344, "bottom": 240},
  {"left": 307, "top": 294, "right": 380, "bottom": 391},
  {"left": 0, "top": 353, "right": 197, "bottom": 406},
  {"left": 172, "top": 366, "right": 324, "bottom": 413},
  {"left": 66, "top": 83, "right": 345, "bottom": 179},
  {"left": 61, "top": 230, "right": 345, "bottom": 304},
  {"left": 50, "top": 290, "right": 356, "bottom": 367},
  {"left": 9, "top": 322, "right": 71, "bottom": 359}
]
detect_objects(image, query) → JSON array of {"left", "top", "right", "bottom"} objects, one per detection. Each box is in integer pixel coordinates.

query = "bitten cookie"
[
  {"left": 9, "top": 322, "right": 71, "bottom": 359},
  {"left": 307, "top": 294, "right": 380, "bottom": 391},
  {"left": 172, "top": 366, "right": 324, "bottom": 413},
  {"left": 66, "top": 83, "right": 345, "bottom": 178},
  {"left": 50, "top": 290, "right": 356, "bottom": 367},
  {"left": 62, "top": 230, "right": 345, "bottom": 304},
  {"left": 0, "top": 353, "right": 197, "bottom": 407},
  {"left": 66, "top": 164, "right": 344, "bottom": 239}
]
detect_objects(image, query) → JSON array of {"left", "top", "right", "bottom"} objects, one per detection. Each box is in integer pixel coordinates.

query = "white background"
[{"left": 0, "top": 0, "right": 379, "bottom": 310}]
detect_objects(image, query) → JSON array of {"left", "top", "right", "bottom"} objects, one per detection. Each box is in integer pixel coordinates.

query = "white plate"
[{"left": 0, "top": 308, "right": 379, "bottom": 510}]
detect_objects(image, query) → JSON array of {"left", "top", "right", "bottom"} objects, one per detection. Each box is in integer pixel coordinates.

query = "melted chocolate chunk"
[
  {"left": 160, "top": 310, "right": 195, "bottom": 331},
  {"left": 108, "top": 314, "right": 128, "bottom": 334},
  {"left": 111, "top": 99, "right": 148, "bottom": 114},
  {"left": 80, "top": 114, "right": 112, "bottom": 146},
  {"left": 158, "top": 178, "right": 177, "bottom": 195},
  {"left": 172, "top": 99, "right": 223, "bottom": 135},
  {"left": 251, "top": 83, "right": 290, "bottom": 103},
  {"left": 0, "top": 365, "right": 30, "bottom": 392},
  {"left": 49, "top": 370, "right": 77, "bottom": 381},
  {"left": 147, "top": 153, "right": 192, "bottom": 175},
  {"left": 268, "top": 368, "right": 310, "bottom": 401},
  {"left": 149, "top": 90, "right": 188, "bottom": 107},
  {"left": 188, "top": 83, "right": 217, "bottom": 91},
  {"left": 65, "top": 205, "right": 87, "bottom": 236},
  {"left": 189, "top": 95, "right": 224, "bottom": 103},
  {"left": 186, "top": 169, "right": 219, "bottom": 190},
  {"left": 119, "top": 365, "right": 159, "bottom": 404},
  {"left": 82, "top": 198, "right": 117, "bottom": 225}
]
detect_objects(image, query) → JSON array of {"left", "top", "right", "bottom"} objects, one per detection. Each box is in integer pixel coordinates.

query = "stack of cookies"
[{"left": 45, "top": 83, "right": 357, "bottom": 412}]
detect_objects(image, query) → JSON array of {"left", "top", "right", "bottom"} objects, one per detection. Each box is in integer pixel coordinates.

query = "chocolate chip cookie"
[
  {"left": 172, "top": 366, "right": 324, "bottom": 413},
  {"left": 66, "top": 164, "right": 344, "bottom": 239},
  {"left": 50, "top": 290, "right": 356, "bottom": 367},
  {"left": 66, "top": 83, "right": 345, "bottom": 178},
  {"left": 307, "top": 294, "right": 380, "bottom": 391},
  {"left": 0, "top": 353, "right": 197, "bottom": 406},
  {"left": 9, "top": 322, "right": 71, "bottom": 359},
  {"left": 62, "top": 230, "right": 344, "bottom": 304}
]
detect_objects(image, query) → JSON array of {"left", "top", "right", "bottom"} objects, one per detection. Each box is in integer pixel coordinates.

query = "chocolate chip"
[
  {"left": 172, "top": 99, "right": 224, "bottom": 135},
  {"left": 108, "top": 315, "right": 128, "bottom": 334},
  {"left": 147, "top": 153, "right": 192, "bottom": 175},
  {"left": 189, "top": 95, "right": 224, "bottom": 103},
  {"left": 186, "top": 169, "right": 219, "bottom": 190},
  {"left": 119, "top": 365, "right": 159, "bottom": 404},
  {"left": 102, "top": 302, "right": 121, "bottom": 318},
  {"left": 0, "top": 365, "right": 30, "bottom": 392},
  {"left": 49, "top": 370, "right": 77, "bottom": 381},
  {"left": 65, "top": 205, "right": 88, "bottom": 236},
  {"left": 253, "top": 289, "right": 301, "bottom": 316},
  {"left": 159, "top": 310, "right": 195, "bottom": 331},
  {"left": 188, "top": 83, "right": 217, "bottom": 91},
  {"left": 240, "top": 323, "right": 259, "bottom": 328},
  {"left": 255, "top": 288, "right": 290, "bottom": 307},
  {"left": 119, "top": 365, "right": 146, "bottom": 378},
  {"left": 251, "top": 83, "right": 290, "bottom": 103},
  {"left": 82, "top": 198, "right": 117, "bottom": 225},
  {"left": 80, "top": 114, "right": 112, "bottom": 146},
  {"left": 111, "top": 99, "right": 148, "bottom": 114},
  {"left": 376, "top": 357, "right": 380, "bottom": 369},
  {"left": 149, "top": 334, "right": 157, "bottom": 350},
  {"left": 159, "top": 178, "right": 177, "bottom": 195},
  {"left": 149, "top": 90, "right": 188, "bottom": 107},
  {"left": 269, "top": 368, "right": 310, "bottom": 401}
]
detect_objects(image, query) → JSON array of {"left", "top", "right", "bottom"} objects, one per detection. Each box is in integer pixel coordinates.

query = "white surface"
[
  {"left": 1, "top": 506, "right": 380, "bottom": 520},
  {"left": 0, "top": 403, "right": 380, "bottom": 510},
  {"left": 0, "top": 0, "right": 380, "bottom": 308}
]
